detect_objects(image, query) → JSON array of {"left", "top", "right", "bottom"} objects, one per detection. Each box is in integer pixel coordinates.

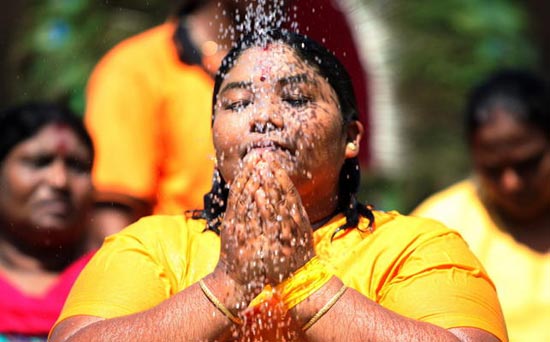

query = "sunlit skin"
[
  {"left": 472, "top": 109, "right": 550, "bottom": 224},
  {"left": 0, "top": 124, "right": 93, "bottom": 255}
]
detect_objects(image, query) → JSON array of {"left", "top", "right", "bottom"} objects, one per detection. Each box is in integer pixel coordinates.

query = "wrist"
[
  {"left": 204, "top": 265, "right": 253, "bottom": 316},
  {"left": 290, "top": 276, "right": 345, "bottom": 328}
]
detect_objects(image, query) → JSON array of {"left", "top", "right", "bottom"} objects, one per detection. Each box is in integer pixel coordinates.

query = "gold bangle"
[
  {"left": 302, "top": 285, "right": 348, "bottom": 331},
  {"left": 199, "top": 279, "right": 243, "bottom": 325}
]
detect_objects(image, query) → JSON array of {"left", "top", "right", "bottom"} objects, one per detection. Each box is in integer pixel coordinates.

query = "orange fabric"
[
  {"left": 85, "top": 22, "right": 215, "bottom": 214},
  {"left": 56, "top": 211, "right": 507, "bottom": 341},
  {"left": 413, "top": 179, "right": 550, "bottom": 342}
]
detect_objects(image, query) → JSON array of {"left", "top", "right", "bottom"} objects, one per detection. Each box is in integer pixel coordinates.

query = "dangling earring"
[{"left": 347, "top": 142, "right": 357, "bottom": 151}]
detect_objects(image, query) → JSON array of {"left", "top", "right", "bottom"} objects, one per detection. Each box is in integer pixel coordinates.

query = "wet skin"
[{"left": 211, "top": 43, "right": 361, "bottom": 293}]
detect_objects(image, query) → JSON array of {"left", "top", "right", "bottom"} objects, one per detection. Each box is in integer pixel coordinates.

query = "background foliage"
[{"left": 1, "top": 0, "right": 545, "bottom": 213}]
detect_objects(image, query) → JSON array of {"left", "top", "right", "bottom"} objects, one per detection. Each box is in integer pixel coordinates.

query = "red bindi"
[
  {"left": 258, "top": 44, "right": 272, "bottom": 82},
  {"left": 53, "top": 123, "right": 71, "bottom": 155}
]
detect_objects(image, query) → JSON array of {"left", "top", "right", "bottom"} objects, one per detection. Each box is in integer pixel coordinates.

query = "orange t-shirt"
[{"left": 85, "top": 22, "right": 215, "bottom": 214}]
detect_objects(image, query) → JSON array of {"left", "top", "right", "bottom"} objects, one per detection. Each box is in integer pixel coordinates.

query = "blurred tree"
[
  {"left": 524, "top": 0, "right": 550, "bottom": 80},
  {"left": 4, "top": 0, "right": 169, "bottom": 114}
]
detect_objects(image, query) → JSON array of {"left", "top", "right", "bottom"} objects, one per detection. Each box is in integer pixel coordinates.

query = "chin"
[{"left": 33, "top": 217, "right": 76, "bottom": 232}]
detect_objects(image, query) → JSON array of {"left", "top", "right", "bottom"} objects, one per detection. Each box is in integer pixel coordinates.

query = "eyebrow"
[
  {"left": 278, "top": 73, "right": 310, "bottom": 87},
  {"left": 219, "top": 81, "right": 253, "bottom": 95},
  {"left": 220, "top": 73, "right": 313, "bottom": 94}
]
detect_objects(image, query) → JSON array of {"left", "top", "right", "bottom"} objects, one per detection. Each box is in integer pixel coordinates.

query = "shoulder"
[
  {"left": 322, "top": 210, "right": 465, "bottom": 260},
  {"left": 375, "top": 210, "right": 451, "bottom": 231},
  {"left": 104, "top": 214, "right": 211, "bottom": 252},
  {"left": 118, "top": 214, "right": 206, "bottom": 238},
  {"left": 411, "top": 179, "right": 479, "bottom": 216},
  {"left": 90, "top": 22, "right": 179, "bottom": 77},
  {"left": 373, "top": 210, "right": 460, "bottom": 245},
  {"left": 104, "top": 22, "right": 175, "bottom": 60}
]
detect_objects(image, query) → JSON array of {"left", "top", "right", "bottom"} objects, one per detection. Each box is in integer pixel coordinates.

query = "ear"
[{"left": 345, "top": 120, "right": 364, "bottom": 159}]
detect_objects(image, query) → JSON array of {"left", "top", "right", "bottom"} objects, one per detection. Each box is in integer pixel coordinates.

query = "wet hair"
[
  {"left": 193, "top": 29, "right": 374, "bottom": 237},
  {"left": 0, "top": 102, "right": 94, "bottom": 165},
  {"left": 465, "top": 69, "right": 550, "bottom": 143}
]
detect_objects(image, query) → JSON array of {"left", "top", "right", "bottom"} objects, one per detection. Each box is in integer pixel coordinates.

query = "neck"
[
  {"left": 0, "top": 230, "right": 83, "bottom": 273},
  {"left": 491, "top": 205, "right": 550, "bottom": 254},
  {"left": 301, "top": 182, "right": 341, "bottom": 230}
]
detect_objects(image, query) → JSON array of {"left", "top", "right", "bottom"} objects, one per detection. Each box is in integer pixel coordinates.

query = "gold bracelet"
[
  {"left": 199, "top": 279, "right": 243, "bottom": 325},
  {"left": 302, "top": 285, "right": 348, "bottom": 331}
]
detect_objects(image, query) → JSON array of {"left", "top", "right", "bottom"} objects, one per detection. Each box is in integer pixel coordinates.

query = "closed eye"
[
  {"left": 224, "top": 99, "right": 252, "bottom": 112},
  {"left": 283, "top": 96, "right": 312, "bottom": 108},
  {"left": 23, "top": 155, "right": 54, "bottom": 169}
]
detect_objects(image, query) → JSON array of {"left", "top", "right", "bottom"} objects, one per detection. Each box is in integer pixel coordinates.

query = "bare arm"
[
  {"left": 292, "top": 277, "right": 502, "bottom": 342},
  {"left": 49, "top": 270, "right": 244, "bottom": 342}
]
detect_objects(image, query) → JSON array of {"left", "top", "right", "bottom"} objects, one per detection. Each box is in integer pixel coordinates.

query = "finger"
[{"left": 228, "top": 168, "right": 259, "bottom": 210}]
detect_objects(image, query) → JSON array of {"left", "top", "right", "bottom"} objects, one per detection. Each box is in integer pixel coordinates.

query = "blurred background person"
[
  {"left": 84, "top": 0, "right": 369, "bottom": 247},
  {"left": 412, "top": 69, "right": 550, "bottom": 342},
  {"left": 0, "top": 103, "right": 95, "bottom": 341}
]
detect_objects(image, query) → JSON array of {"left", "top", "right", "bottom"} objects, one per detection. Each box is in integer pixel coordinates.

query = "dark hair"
[
  {"left": 0, "top": 102, "right": 94, "bottom": 164},
  {"left": 172, "top": 0, "right": 205, "bottom": 17},
  {"left": 465, "top": 69, "right": 550, "bottom": 142},
  {"left": 193, "top": 29, "right": 373, "bottom": 237}
]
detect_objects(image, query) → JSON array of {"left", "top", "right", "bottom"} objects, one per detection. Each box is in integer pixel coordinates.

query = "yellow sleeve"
[
  {"left": 56, "top": 218, "right": 176, "bottom": 323},
  {"left": 378, "top": 227, "right": 508, "bottom": 342}
]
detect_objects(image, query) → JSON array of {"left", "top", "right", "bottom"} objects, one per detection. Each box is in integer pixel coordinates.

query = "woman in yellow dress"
[{"left": 50, "top": 30, "right": 507, "bottom": 342}]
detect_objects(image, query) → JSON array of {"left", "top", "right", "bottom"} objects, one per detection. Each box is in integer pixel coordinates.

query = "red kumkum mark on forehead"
[
  {"left": 260, "top": 65, "right": 272, "bottom": 82},
  {"left": 259, "top": 43, "right": 272, "bottom": 82},
  {"left": 53, "top": 123, "right": 71, "bottom": 156}
]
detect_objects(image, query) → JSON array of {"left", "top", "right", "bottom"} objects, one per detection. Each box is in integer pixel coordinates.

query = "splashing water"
[{"left": 212, "top": 2, "right": 345, "bottom": 340}]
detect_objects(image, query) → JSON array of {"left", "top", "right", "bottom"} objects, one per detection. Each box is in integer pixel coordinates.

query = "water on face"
[{"left": 213, "top": 2, "right": 338, "bottom": 340}]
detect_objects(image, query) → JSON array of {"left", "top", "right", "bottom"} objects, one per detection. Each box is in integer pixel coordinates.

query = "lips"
[
  {"left": 243, "top": 139, "right": 294, "bottom": 158},
  {"left": 34, "top": 199, "right": 73, "bottom": 217}
]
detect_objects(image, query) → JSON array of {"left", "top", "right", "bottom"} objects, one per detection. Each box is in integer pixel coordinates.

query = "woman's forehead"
[{"left": 226, "top": 43, "right": 317, "bottom": 81}]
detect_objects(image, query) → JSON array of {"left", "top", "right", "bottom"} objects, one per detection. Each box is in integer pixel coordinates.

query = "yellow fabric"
[
  {"left": 413, "top": 179, "right": 550, "bottom": 342},
  {"left": 57, "top": 211, "right": 507, "bottom": 341},
  {"left": 85, "top": 21, "right": 215, "bottom": 214},
  {"left": 250, "top": 255, "right": 333, "bottom": 309}
]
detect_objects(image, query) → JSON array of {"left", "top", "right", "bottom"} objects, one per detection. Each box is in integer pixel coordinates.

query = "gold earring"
[{"left": 347, "top": 142, "right": 357, "bottom": 151}]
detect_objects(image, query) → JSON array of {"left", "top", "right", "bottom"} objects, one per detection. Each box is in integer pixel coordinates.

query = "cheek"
[
  {"left": 70, "top": 175, "right": 93, "bottom": 202},
  {"left": 0, "top": 171, "right": 30, "bottom": 218},
  {"left": 0, "top": 167, "right": 34, "bottom": 202},
  {"left": 295, "top": 115, "right": 344, "bottom": 154}
]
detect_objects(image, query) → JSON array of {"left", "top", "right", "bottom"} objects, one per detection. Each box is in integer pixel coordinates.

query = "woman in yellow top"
[
  {"left": 49, "top": 30, "right": 507, "bottom": 342},
  {"left": 413, "top": 69, "right": 550, "bottom": 341}
]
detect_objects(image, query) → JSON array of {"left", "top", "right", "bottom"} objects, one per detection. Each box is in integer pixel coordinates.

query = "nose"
[
  {"left": 46, "top": 159, "right": 69, "bottom": 189},
  {"left": 500, "top": 167, "right": 522, "bottom": 193},
  {"left": 249, "top": 100, "right": 284, "bottom": 133}
]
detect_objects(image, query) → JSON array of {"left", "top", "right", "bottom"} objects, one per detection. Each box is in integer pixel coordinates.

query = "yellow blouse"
[
  {"left": 57, "top": 210, "right": 507, "bottom": 341},
  {"left": 414, "top": 179, "right": 549, "bottom": 342}
]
